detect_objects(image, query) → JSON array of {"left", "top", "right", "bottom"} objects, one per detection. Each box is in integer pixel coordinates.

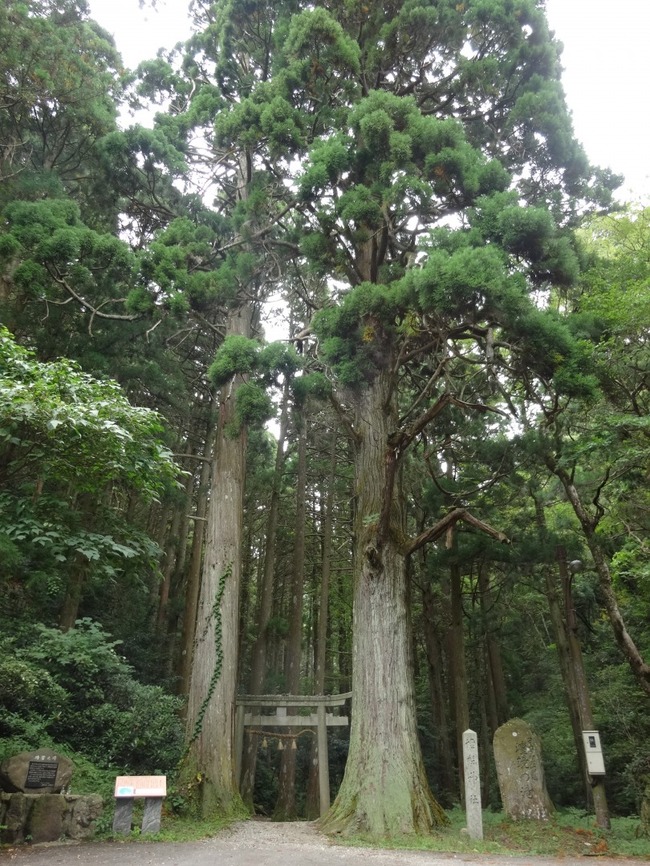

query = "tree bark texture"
[
  {"left": 178, "top": 407, "right": 215, "bottom": 700},
  {"left": 319, "top": 369, "right": 446, "bottom": 837},
  {"left": 183, "top": 304, "right": 252, "bottom": 817}
]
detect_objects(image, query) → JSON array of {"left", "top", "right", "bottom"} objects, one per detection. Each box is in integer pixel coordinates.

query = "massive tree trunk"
[
  {"left": 183, "top": 303, "right": 252, "bottom": 818},
  {"left": 319, "top": 367, "right": 446, "bottom": 837},
  {"left": 178, "top": 406, "right": 216, "bottom": 700}
]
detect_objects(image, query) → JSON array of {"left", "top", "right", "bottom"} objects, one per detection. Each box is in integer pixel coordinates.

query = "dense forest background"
[{"left": 1, "top": 0, "right": 649, "bottom": 833}]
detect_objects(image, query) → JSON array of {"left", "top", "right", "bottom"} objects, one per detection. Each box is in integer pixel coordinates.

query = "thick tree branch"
[
  {"left": 330, "top": 399, "right": 358, "bottom": 444},
  {"left": 48, "top": 267, "right": 138, "bottom": 327},
  {"left": 403, "top": 507, "right": 510, "bottom": 557},
  {"left": 395, "top": 394, "right": 507, "bottom": 456}
]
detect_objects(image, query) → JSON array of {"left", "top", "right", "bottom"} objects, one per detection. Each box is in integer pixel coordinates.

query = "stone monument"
[
  {"left": 493, "top": 718, "right": 554, "bottom": 821},
  {"left": 0, "top": 751, "right": 102, "bottom": 843},
  {"left": 0, "top": 751, "right": 74, "bottom": 794}
]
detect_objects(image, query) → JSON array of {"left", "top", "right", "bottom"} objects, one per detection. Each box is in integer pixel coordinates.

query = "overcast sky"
[{"left": 89, "top": 0, "right": 650, "bottom": 203}]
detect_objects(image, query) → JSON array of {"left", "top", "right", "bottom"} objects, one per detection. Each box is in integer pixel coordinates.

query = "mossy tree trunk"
[{"left": 319, "top": 365, "right": 447, "bottom": 837}]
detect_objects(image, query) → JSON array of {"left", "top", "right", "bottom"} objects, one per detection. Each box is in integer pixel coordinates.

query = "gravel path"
[{"left": 0, "top": 819, "right": 637, "bottom": 865}]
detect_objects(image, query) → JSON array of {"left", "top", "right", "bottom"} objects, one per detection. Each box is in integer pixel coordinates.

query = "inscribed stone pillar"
[
  {"left": 493, "top": 718, "right": 554, "bottom": 820},
  {"left": 462, "top": 729, "right": 483, "bottom": 840}
]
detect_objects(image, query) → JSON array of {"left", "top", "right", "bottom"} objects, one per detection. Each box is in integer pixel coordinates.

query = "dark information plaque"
[{"left": 25, "top": 760, "right": 59, "bottom": 789}]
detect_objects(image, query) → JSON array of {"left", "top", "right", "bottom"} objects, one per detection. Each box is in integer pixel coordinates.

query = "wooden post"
[
  {"left": 317, "top": 703, "right": 330, "bottom": 815},
  {"left": 235, "top": 702, "right": 245, "bottom": 786}
]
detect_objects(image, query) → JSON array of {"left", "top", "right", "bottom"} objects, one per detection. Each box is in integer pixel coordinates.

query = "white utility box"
[{"left": 582, "top": 731, "right": 606, "bottom": 775}]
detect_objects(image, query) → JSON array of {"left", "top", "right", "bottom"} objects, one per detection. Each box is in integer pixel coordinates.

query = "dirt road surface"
[{"left": 0, "top": 819, "right": 637, "bottom": 865}]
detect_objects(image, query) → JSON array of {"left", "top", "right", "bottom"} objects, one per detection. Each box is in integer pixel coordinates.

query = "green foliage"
[
  {"left": 0, "top": 327, "right": 178, "bottom": 498},
  {"left": 291, "top": 372, "right": 331, "bottom": 405},
  {"left": 233, "top": 382, "right": 274, "bottom": 432},
  {"left": 0, "top": 656, "right": 67, "bottom": 719},
  {"left": 3, "top": 620, "right": 184, "bottom": 774},
  {"left": 0, "top": 0, "right": 124, "bottom": 211},
  {"left": 0, "top": 327, "right": 178, "bottom": 632},
  {"left": 209, "top": 337, "right": 300, "bottom": 388},
  {"left": 209, "top": 335, "right": 262, "bottom": 386}
]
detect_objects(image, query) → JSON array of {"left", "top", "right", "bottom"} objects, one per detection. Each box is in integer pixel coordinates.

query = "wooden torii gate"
[{"left": 235, "top": 692, "right": 351, "bottom": 816}]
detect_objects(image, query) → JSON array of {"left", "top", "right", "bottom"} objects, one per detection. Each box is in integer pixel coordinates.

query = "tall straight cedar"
[
  {"left": 269, "top": 0, "right": 613, "bottom": 837},
  {"left": 159, "top": 0, "right": 615, "bottom": 831},
  {"left": 152, "top": 0, "right": 303, "bottom": 816}
]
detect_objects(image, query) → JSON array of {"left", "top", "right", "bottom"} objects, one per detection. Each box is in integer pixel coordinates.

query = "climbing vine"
[{"left": 186, "top": 562, "right": 232, "bottom": 748}]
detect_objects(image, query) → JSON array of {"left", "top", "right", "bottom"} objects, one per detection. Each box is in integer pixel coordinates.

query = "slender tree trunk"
[
  {"left": 275, "top": 410, "right": 307, "bottom": 819},
  {"left": 421, "top": 583, "right": 455, "bottom": 802},
  {"left": 449, "top": 553, "right": 469, "bottom": 807},
  {"left": 165, "top": 447, "right": 198, "bottom": 658},
  {"left": 548, "top": 459, "right": 650, "bottom": 698},
  {"left": 239, "top": 388, "right": 290, "bottom": 806},
  {"left": 306, "top": 430, "right": 337, "bottom": 818},
  {"left": 156, "top": 493, "right": 185, "bottom": 633},
  {"left": 59, "top": 556, "right": 87, "bottom": 632},
  {"left": 319, "top": 369, "right": 447, "bottom": 837},
  {"left": 477, "top": 565, "right": 509, "bottom": 726},
  {"left": 183, "top": 303, "right": 252, "bottom": 817},
  {"left": 556, "top": 547, "right": 610, "bottom": 830},
  {"left": 531, "top": 490, "right": 609, "bottom": 827}
]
